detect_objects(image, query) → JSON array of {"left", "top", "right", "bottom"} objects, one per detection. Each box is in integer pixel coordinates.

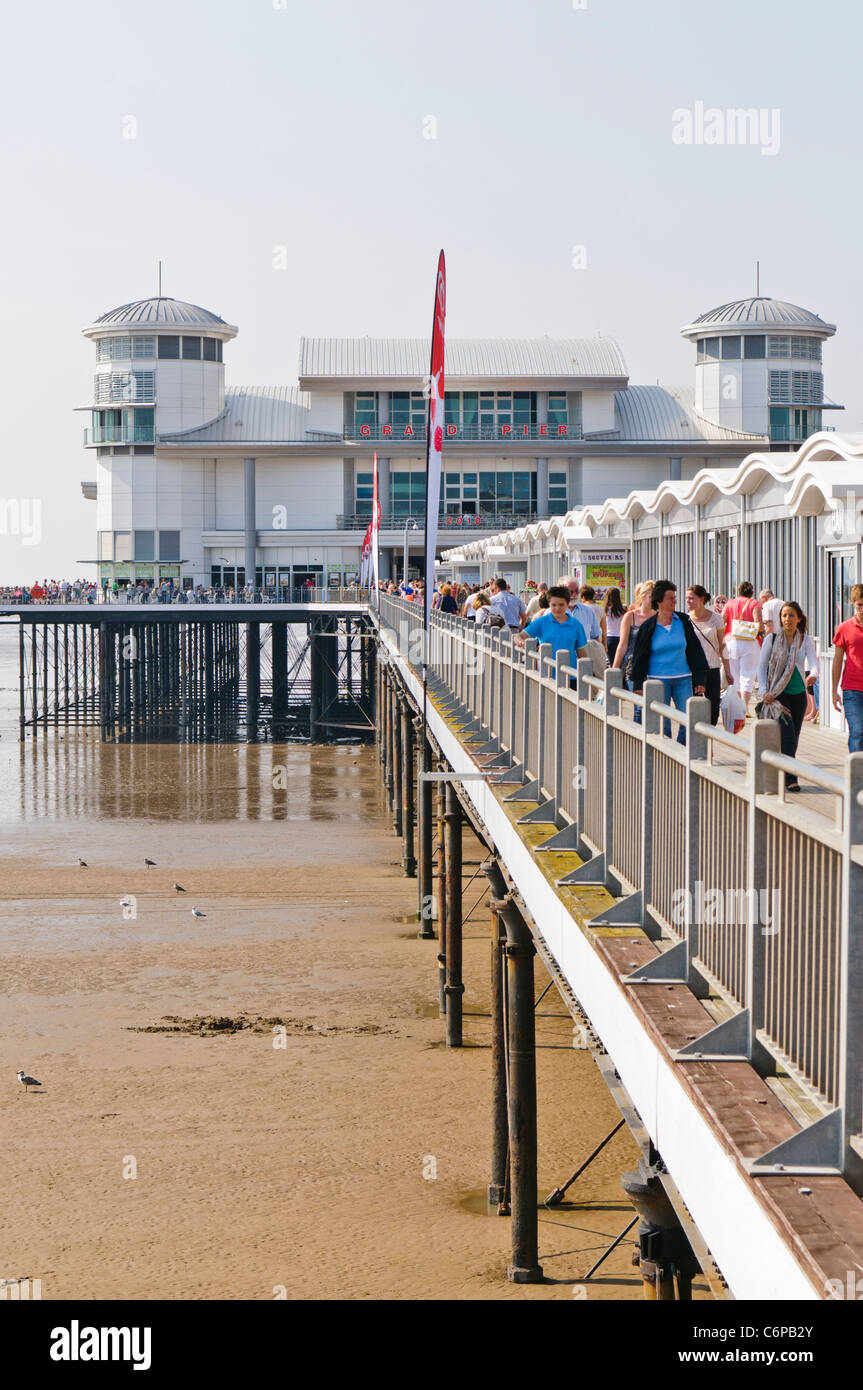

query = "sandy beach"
[{"left": 0, "top": 716, "right": 695, "bottom": 1300}]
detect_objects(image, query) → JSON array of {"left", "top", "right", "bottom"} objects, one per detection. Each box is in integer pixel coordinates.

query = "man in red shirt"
[{"left": 832, "top": 584, "right": 863, "bottom": 752}]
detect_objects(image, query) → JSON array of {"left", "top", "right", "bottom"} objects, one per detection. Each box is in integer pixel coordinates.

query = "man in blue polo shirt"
[{"left": 518, "top": 585, "right": 588, "bottom": 671}]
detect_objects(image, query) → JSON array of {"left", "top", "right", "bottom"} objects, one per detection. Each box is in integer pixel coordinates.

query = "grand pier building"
[{"left": 79, "top": 292, "right": 839, "bottom": 590}]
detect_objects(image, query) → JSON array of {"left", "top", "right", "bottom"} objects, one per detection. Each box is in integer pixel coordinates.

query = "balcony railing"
[
  {"left": 341, "top": 422, "right": 583, "bottom": 443},
  {"left": 84, "top": 425, "right": 156, "bottom": 445},
  {"left": 337, "top": 511, "right": 543, "bottom": 531}
]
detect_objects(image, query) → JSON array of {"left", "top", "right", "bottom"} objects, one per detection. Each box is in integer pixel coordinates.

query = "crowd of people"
[
  {"left": 382, "top": 574, "right": 863, "bottom": 774},
  {"left": 0, "top": 577, "right": 359, "bottom": 606}
]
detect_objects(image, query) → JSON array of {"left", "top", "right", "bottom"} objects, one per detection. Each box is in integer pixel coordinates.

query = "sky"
[{"left": 0, "top": 0, "right": 860, "bottom": 581}]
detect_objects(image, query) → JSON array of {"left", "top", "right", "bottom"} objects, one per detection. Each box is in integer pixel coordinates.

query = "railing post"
[
  {"left": 683, "top": 696, "right": 712, "bottom": 982},
  {"left": 640, "top": 679, "right": 663, "bottom": 925},
  {"left": 840, "top": 752, "right": 863, "bottom": 1159},
  {"left": 575, "top": 657, "right": 593, "bottom": 834},
  {"left": 603, "top": 667, "right": 623, "bottom": 860},
  {"left": 746, "top": 719, "right": 781, "bottom": 1046},
  {"left": 554, "top": 652, "right": 567, "bottom": 813},
  {"left": 522, "top": 637, "right": 537, "bottom": 773}
]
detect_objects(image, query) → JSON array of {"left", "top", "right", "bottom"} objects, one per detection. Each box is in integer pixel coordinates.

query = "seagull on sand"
[
  {"left": 120, "top": 896, "right": 134, "bottom": 908},
  {"left": 144, "top": 858, "right": 157, "bottom": 868},
  {"left": 77, "top": 858, "right": 88, "bottom": 867},
  {"left": 191, "top": 907, "right": 207, "bottom": 919},
  {"left": 173, "top": 883, "right": 186, "bottom": 893},
  {"left": 17, "top": 1070, "right": 41, "bottom": 1094}
]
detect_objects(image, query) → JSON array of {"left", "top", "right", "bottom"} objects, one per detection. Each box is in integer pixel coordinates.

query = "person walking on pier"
[
  {"left": 758, "top": 601, "right": 817, "bottom": 790},
  {"left": 613, "top": 580, "right": 656, "bottom": 689},
  {"left": 723, "top": 581, "right": 763, "bottom": 716},
  {"left": 686, "top": 585, "right": 732, "bottom": 725},
  {"left": 490, "top": 578, "right": 527, "bottom": 632},
  {"left": 603, "top": 587, "right": 626, "bottom": 667},
  {"left": 630, "top": 581, "right": 708, "bottom": 743},
  {"left": 832, "top": 584, "right": 863, "bottom": 752},
  {"left": 518, "top": 585, "right": 588, "bottom": 674}
]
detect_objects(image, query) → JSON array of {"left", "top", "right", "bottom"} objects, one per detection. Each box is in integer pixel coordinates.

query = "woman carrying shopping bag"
[{"left": 756, "top": 601, "right": 818, "bottom": 793}]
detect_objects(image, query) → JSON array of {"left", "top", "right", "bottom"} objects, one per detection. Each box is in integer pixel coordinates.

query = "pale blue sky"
[{"left": 1, "top": 0, "right": 859, "bottom": 580}]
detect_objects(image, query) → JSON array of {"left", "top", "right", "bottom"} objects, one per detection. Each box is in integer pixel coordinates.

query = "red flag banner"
[{"left": 423, "top": 250, "right": 446, "bottom": 634}]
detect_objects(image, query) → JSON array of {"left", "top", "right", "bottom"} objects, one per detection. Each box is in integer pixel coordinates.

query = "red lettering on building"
[
  {"left": 522, "top": 424, "right": 529, "bottom": 436},
  {"left": 382, "top": 424, "right": 392, "bottom": 437},
  {"left": 539, "top": 424, "right": 548, "bottom": 436},
  {"left": 447, "top": 424, "right": 458, "bottom": 436},
  {"left": 360, "top": 424, "right": 370, "bottom": 437},
  {"left": 558, "top": 424, "right": 567, "bottom": 436},
  {"left": 501, "top": 424, "right": 511, "bottom": 436},
  {"left": 404, "top": 425, "right": 414, "bottom": 437}
]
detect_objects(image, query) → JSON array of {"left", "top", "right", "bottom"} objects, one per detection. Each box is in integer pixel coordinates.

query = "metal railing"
[
  {"left": 341, "top": 422, "right": 583, "bottom": 442},
  {"left": 375, "top": 592, "right": 863, "bottom": 1181},
  {"left": 337, "top": 512, "right": 542, "bottom": 532},
  {"left": 83, "top": 425, "right": 156, "bottom": 445}
]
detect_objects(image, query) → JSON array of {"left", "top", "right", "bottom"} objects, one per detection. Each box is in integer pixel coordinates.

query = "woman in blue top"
[{"left": 630, "top": 580, "right": 708, "bottom": 743}]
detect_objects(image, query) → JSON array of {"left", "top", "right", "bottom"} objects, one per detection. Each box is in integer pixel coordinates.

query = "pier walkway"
[{"left": 374, "top": 593, "right": 863, "bottom": 1299}]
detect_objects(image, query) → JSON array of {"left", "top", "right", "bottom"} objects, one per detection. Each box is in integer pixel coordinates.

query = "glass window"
[
  {"left": 462, "top": 393, "right": 478, "bottom": 426},
  {"left": 768, "top": 335, "right": 791, "bottom": 358},
  {"left": 703, "top": 337, "right": 720, "bottom": 359},
  {"left": 134, "top": 530, "right": 155, "bottom": 562},
  {"left": 132, "top": 371, "right": 155, "bottom": 400},
  {"left": 479, "top": 472, "right": 496, "bottom": 506},
  {"left": 131, "top": 336, "right": 156, "bottom": 358},
  {"left": 133, "top": 408, "right": 155, "bottom": 441},
  {"left": 390, "top": 392, "right": 409, "bottom": 424},
  {"left": 355, "top": 392, "right": 377, "bottom": 425},
  {"left": 182, "top": 336, "right": 201, "bottom": 359},
  {"left": 445, "top": 392, "right": 460, "bottom": 424},
  {"left": 548, "top": 498, "right": 568, "bottom": 515},
  {"left": 496, "top": 472, "right": 512, "bottom": 499},
  {"left": 549, "top": 471, "right": 567, "bottom": 485},
  {"left": 768, "top": 370, "right": 791, "bottom": 402},
  {"left": 202, "top": 337, "right": 218, "bottom": 362},
  {"left": 744, "top": 335, "right": 766, "bottom": 358},
  {"left": 721, "top": 337, "right": 741, "bottom": 359},
  {"left": 114, "top": 532, "right": 133, "bottom": 562},
  {"left": 159, "top": 530, "right": 181, "bottom": 563},
  {"left": 548, "top": 393, "right": 568, "bottom": 425},
  {"left": 158, "top": 336, "right": 180, "bottom": 359}
]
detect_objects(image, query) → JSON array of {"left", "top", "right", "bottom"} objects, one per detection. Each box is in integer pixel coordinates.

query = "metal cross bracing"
[{"left": 11, "top": 612, "right": 376, "bottom": 745}]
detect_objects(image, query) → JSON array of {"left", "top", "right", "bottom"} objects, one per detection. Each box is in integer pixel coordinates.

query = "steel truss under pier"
[
  {"left": 3, "top": 603, "right": 376, "bottom": 743},
  {"left": 373, "top": 592, "right": 863, "bottom": 1301}
]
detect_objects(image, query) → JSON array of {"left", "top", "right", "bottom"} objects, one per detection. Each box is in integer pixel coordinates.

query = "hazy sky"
[{"left": 1, "top": 0, "right": 860, "bottom": 581}]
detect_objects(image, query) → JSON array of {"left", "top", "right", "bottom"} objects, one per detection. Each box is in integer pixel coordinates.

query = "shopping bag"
[{"left": 720, "top": 685, "right": 746, "bottom": 734}]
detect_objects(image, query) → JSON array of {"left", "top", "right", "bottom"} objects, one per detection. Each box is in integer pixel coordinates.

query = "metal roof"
[
  {"left": 681, "top": 296, "right": 836, "bottom": 337},
  {"left": 85, "top": 297, "right": 238, "bottom": 336},
  {"left": 587, "top": 385, "right": 766, "bottom": 444},
  {"left": 159, "top": 386, "right": 310, "bottom": 444},
  {"left": 298, "top": 336, "right": 628, "bottom": 381}
]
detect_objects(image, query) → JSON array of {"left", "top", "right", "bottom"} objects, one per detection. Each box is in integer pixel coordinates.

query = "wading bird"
[
  {"left": 17, "top": 1070, "right": 41, "bottom": 1094},
  {"left": 173, "top": 883, "right": 186, "bottom": 893},
  {"left": 77, "top": 858, "right": 87, "bottom": 867},
  {"left": 191, "top": 907, "right": 206, "bottom": 919},
  {"left": 144, "top": 858, "right": 157, "bottom": 868}
]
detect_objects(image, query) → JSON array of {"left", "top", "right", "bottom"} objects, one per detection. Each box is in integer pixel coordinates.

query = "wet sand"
[{"left": 0, "top": 612, "right": 707, "bottom": 1304}]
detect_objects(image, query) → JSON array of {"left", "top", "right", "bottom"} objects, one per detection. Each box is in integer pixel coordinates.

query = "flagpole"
[{"left": 422, "top": 250, "right": 446, "bottom": 775}]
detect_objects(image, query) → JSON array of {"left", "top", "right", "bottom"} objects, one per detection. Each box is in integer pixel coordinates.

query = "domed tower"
[
  {"left": 82, "top": 296, "right": 238, "bottom": 444},
  {"left": 680, "top": 296, "right": 838, "bottom": 445},
  {"left": 80, "top": 296, "right": 238, "bottom": 589}
]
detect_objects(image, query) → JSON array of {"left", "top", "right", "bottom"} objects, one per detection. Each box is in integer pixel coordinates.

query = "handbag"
[{"left": 730, "top": 599, "right": 759, "bottom": 641}]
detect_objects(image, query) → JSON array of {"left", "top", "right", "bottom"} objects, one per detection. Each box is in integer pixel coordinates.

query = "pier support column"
[
  {"left": 489, "top": 869, "right": 543, "bottom": 1284},
  {"left": 416, "top": 719, "right": 435, "bottom": 937},
  {"left": 436, "top": 767, "right": 448, "bottom": 1016},
  {"left": 484, "top": 864, "right": 509, "bottom": 1209},
  {"left": 391, "top": 678, "right": 403, "bottom": 837},
  {"left": 246, "top": 621, "right": 261, "bottom": 741},
  {"left": 622, "top": 1167, "right": 697, "bottom": 1300},
  {"left": 271, "top": 621, "right": 288, "bottom": 726},
  {"left": 400, "top": 696, "right": 416, "bottom": 877},
  {"left": 444, "top": 781, "right": 463, "bottom": 1047}
]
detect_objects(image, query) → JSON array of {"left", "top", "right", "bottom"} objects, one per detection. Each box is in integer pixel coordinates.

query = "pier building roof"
[
  {"left": 159, "top": 385, "right": 310, "bottom": 444},
  {"left": 84, "top": 296, "right": 238, "bottom": 337},
  {"left": 681, "top": 296, "right": 836, "bottom": 338},
  {"left": 298, "top": 336, "right": 629, "bottom": 386}
]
